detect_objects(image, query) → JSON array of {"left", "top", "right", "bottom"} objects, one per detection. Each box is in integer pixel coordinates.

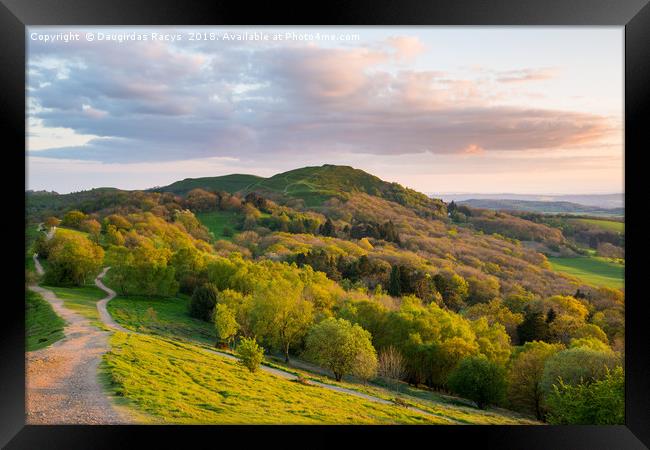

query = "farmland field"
[
  {"left": 570, "top": 218, "right": 624, "bottom": 233},
  {"left": 196, "top": 210, "right": 242, "bottom": 240},
  {"left": 548, "top": 256, "right": 624, "bottom": 289}
]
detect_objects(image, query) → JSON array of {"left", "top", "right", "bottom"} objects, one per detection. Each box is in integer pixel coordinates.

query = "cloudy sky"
[{"left": 26, "top": 27, "right": 623, "bottom": 195}]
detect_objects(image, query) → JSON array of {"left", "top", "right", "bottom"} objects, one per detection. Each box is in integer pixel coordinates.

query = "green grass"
[
  {"left": 106, "top": 294, "right": 539, "bottom": 424},
  {"left": 548, "top": 256, "right": 624, "bottom": 289},
  {"left": 26, "top": 290, "right": 66, "bottom": 351},
  {"left": 195, "top": 210, "right": 242, "bottom": 241},
  {"left": 107, "top": 295, "right": 215, "bottom": 345},
  {"left": 264, "top": 357, "right": 538, "bottom": 425},
  {"left": 42, "top": 284, "right": 107, "bottom": 327},
  {"left": 570, "top": 218, "right": 624, "bottom": 233},
  {"left": 103, "top": 332, "right": 449, "bottom": 424}
]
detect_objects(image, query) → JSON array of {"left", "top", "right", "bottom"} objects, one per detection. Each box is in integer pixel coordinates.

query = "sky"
[{"left": 26, "top": 26, "right": 624, "bottom": 195}]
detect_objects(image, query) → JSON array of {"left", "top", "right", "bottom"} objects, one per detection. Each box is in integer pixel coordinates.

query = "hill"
[
  {"left": 155, "top": 165, "right": 446, "bottom": 217},
  {"left": 437, "top": 193, "right": 623, "bottom": 210},
  {"left": 455, "top": 199, "right": 623, "bottom": 217},
  {"left": 153, "top": 174, "right": 264, "bottom": 196}
]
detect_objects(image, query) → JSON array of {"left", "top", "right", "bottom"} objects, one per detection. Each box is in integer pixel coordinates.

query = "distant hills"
[
  {"left": 435, "top": 193, "right": 623, "bottom": 209},
  {"left": 453, "top": 199, "right": 623, "bottom": 217},
  {"left": 153, "top": 164, "right": 446, "bottom": 217}
]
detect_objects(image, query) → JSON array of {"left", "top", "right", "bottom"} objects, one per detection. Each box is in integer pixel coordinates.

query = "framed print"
[{"left": 2, "top": 0, "right": 649, "bottom": 448}]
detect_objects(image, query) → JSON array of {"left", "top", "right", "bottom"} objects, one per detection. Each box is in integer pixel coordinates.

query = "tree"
[
  {"left": 447, "top": 355, "right": 506, "bottom": 409},
  {"left": 189, "top": 283, "right": 219, "bottom": 321},
  {"left": 304, "top": 317, "right": 377, "bottom": 382},
  {"left": 319, "top": 217, "right": 336, "bottom": 237},
  {"left": 237, "top": 337, "right": 264, "bottom": 373},
  {"left": 517, "top": 310, "right": 550, "bottom": 344},
  {"left": 388, "top": 265, "right": 402, "bottom": 297},
  {"left": 377, "top": 346, "right": 406, "bottom": 392},
  {"left": 80, "top": 218, "right": 102, "bottom": 242},
  {"left": 105, "top": 243, "right": 178, "bottom": 297},
  {"left": 186, "top": 188, "right": 217, "bottom": 212},
  {"left": 43, "top": 232, "right": 104, "bottom": 286},
  {"left": 540, "top": 347, "right": 621, "bottom": 398},
  {"left": 213, "top": 304, "right": 238, "bottom": 349},
  {"left": 61, "top": 210, "right": 87, "bottom": 228},
  {"left": 44, "top": 216, "right": 61, "bottom": 228},
  {"left": 433, "top": 270, "right": 469, "bottom": 311},
  {"left": 507, "top": 341, "right": 564, "bottom": 420},
  {"left": 250, "top": 279, "right": 313, "bottom": 363},
  {"left": 545, "top": 366, "right": 624, "bottom": 424}
]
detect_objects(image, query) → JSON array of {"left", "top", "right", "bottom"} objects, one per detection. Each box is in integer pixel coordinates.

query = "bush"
[
  {"left": 304, "top": 317, "right": 377, "bottom": 382},
  {"left": 189, "top": 283, "right": 219, "bottom": 321},
  {"left": 540, "top": 347, "right": 620, "bottom": 398},
  {"left": 237, "top": 337, "right": 264, "bottom": 373},
  {"left": 545, "top": 366, "right": 624, "bottom": 424},
  {"left": 447, "top": 356, "right": 506, "bottom": 409}
]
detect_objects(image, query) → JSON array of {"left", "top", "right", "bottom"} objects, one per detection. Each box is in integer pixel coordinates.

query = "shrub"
[
  {"left": 237, "top": 337, "right": 264, "bottom": 373},
  {"left": 540, "top": 347, "right": 620, "bottom": 398},
  {"left": 546, "top": 366, "right": 624, "bottom": 424},
  {"left": 189, "top": 283, "right": 219, "bottom": 321},
  {"left": 304, "top": 317, "right": 377, "bottom": 382},
  {"left": 213, "top": 303, "right": 238, "bottom": 348},
  {"left": 447, "top": 355, "right": 506, "bottom": 409}
]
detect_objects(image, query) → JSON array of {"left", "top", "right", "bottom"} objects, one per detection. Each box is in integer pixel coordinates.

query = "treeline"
[{"left": 515, "top": 212, "right": 624, "bottom": 255}]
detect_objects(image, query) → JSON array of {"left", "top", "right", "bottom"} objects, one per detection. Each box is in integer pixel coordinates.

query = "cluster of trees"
[
  {"left": 37, "top": 230, "right": 104, "bottom": 286},
  {"left": 516, "top": 212, "right": 624, "bottom": 254}
]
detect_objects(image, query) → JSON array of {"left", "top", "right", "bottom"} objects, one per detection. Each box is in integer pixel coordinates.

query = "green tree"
[
  {"left": 433, "top": 270, "right": 469, "bottom": 311},
  {"left": 250, "top": 278, "right": 313, "bottom": 363},
  {"left": 61, "top": 210, "right": 87, "bottom": 228},
  {"left": 388, "top": 265, "right": 402, "bottom": 297},
  {"left": 546, "top": 366, "right": 624, "bottom": 424},
  {"left": 507, "top": 341, "right": 564, "bottom": 420},
  {"left": 237, "top": 337, "right": 264, "bottom": 373},
  {"left": 106, "top": 243, "right": 178, "bottom": 297},
  {"left": 304, "top": 317, "right": 377, "bottom": 382},
  {"left": 540, "top": 347, "right": 621, "bottom": 398},
  {"left": 517, "top": 310, "right": 551, "bottom": 344},
  {"left": 44, "top": 232, "right": 104, "bottom": 286},
  {"left": 213, "top": 303, "right": 238, "bottom": 349},
  {"left": 189, "top": 283, "right": 219, "bottom": 321},
  {"left": 447, "top": 355, "right": 506, "bottom": 409}
]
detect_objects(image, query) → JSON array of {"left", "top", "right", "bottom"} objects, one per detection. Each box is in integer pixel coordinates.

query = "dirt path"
[
  {"left": 26, "top": 281, "right": 132, "bottom": 424},
  {"left": 93, "top": 268, "right": 458, "bottom": 423}
]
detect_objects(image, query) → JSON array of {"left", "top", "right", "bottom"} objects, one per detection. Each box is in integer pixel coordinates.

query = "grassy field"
[
  {"left": 196, "top": 210, "right": 242, "bottom": 241},
  {"left": 26, "top": 290, "right": 66, "bottom": 351},
  {"left": 570, "top": 218, "right": 624, "bottom": 233},
  {"left": 106, "top": 295, "right": 538, "bottom": 424},
  {"left": 548, "top": 256, "right": 624, "bottom": 289},
  {"left": 102, "top": 332, "right": 446, "bottom": 424},
  {"left": 107, "top": 295, "right": 215, "bottom": 345}
]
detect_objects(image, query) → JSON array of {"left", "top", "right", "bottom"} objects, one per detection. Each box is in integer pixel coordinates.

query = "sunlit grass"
[
  {"left": 26, "top": 289, "right": 65, "bottom": 351},
  {"left": 548, "top": 256, "right": 624, "bottom": 289},
  {"left": 103, "top": 332, "right": 446, "bottom": 424}
]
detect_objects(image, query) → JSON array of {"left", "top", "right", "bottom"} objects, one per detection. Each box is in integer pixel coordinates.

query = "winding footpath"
[
  {"left": 28, "top": 226, "right": 458, "bottom": 424},
  {"left": 27, "top": 251, "right": 131, "bottom": 423}
]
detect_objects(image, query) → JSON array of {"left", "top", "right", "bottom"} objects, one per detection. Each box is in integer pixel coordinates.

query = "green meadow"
[
  {"left": 26, "top": 290, "right": 65, "bottom": 352},
  {"left": 570, "top": 218, "right": 624, "bottom": 233},
  {"left": 548, "top": 256, "right": 624, "bottom": 289}
]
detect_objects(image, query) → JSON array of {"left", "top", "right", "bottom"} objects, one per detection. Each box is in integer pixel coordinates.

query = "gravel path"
[{"left": 26, "top": 282, "right": 131, "bottom": 424}]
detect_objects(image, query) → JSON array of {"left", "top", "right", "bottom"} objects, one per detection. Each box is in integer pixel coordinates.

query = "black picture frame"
[{"left": 2, "top": 1, "right": 648, "bottom": 448}]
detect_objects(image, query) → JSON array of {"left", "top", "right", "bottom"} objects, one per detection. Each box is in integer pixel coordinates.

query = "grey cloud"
[{"left": 27, "top": 37, "right": 615, "bottom": 164}]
